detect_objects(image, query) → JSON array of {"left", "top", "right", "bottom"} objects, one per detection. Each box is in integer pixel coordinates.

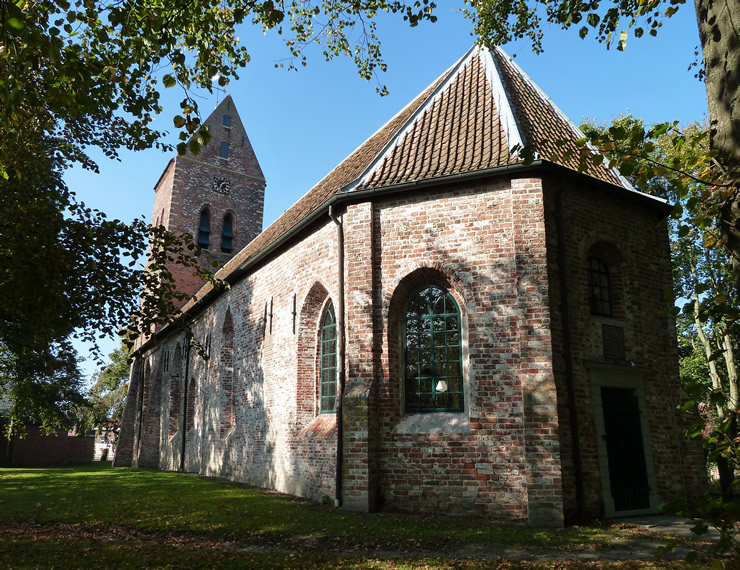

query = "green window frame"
[
  {"left": 404, "top": 285, "right": 463, "bottom": 413},
  {"left": 320, "top": 301, "right": 337, "bottom": 413}
]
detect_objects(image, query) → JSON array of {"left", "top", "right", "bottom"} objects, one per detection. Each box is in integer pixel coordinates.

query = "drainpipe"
[
  {"left": 179, "top": 336, "right": 191, "bottom": 473},
  {"left": 135, "top": 360, "right": 146, "bottom": 463},
  {"left": 329, "top": 205, "right": 345, "bottom": 507},
  {"left": 555, "top": 187, "right": 585, "bottom": 522}
]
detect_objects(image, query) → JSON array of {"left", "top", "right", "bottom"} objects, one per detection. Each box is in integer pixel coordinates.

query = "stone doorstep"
[{"left": 610, "top": 514, "right": 723, "bottom": 541}]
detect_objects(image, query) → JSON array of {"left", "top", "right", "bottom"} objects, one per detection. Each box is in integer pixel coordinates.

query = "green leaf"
[
  {"left": 618, "top": 161, "right": 635, "bottom": 176},
  {"left": 162, "top": 74, "right": 176, "bottom": 88},
  {"left": 173, "top": 115, "right": 186, "bottom": 128},
  {"left": 7, "top": 18, "right": 24, "bottom": 30}
]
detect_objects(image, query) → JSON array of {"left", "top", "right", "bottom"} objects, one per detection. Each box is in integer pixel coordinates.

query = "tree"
[
  {"left": 0, "top": 339, "right": 86, "bottom": 438},
  {"left": 74, "top": 344, "right": 131, "bottom": 439},
  {"left": 1, "top": 0, "right": 442, "bottom": 421}
]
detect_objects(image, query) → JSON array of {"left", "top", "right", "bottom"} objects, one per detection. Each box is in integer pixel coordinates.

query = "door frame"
[{"left": 589, "top": 365, "right": 661, "bottom": 517}]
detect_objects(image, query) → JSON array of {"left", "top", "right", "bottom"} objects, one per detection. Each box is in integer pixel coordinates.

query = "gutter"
[
  {"left": 328, "top": 206, "right": 346, "bottom": 508},
  {"left": 179, "top": 336, "right": 191, "bottom": 472}
]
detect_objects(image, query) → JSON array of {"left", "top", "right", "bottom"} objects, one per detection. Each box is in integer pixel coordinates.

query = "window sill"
[
  {"left": 297, "top": 414, "right": 337, "bottom": 439},
  {"left": 392, "top": 412, "right": 471, "bottom": 435}
]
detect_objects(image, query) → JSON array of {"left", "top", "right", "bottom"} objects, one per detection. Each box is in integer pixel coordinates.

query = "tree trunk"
[
  {"left": 692, "top": 293, "right": 726, "bottom": 418},
  {"left": 695, "top": 0, "right": 740, "bottom": 284}
]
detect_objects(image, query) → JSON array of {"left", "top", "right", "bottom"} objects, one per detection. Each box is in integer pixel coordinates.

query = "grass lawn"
[{"left": 0, "top": 463, "right": 705, "bottom": 568}]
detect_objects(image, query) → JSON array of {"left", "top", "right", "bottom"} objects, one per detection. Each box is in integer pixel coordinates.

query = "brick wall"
[
  {"left": 1, "top": 426, "right": 96, "bottom": 467},
  {"left": 120, "top": 170, "right": 704, "bottom": 525},
  {"left": 373, "top": 178, "right": 560, "bottom": 523},
  {"left": 542, "top": 176, "right": 706, "bottom": 521}
]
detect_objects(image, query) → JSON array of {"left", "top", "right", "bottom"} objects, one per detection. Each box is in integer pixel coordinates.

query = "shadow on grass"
[{"left": 0, "top": 463, "right": 692, "bottom": 566}]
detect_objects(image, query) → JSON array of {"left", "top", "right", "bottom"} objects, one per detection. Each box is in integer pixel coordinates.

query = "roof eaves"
[{"left": 342, "top": 45, "right": 479, "bottom": 193}]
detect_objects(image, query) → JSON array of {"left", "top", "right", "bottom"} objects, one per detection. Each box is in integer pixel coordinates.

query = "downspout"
[
  {"left": 329, "top": 205, "right": 345, "bottom": 508},
  {"left": 179, "top": 336, "right": 191, "bottom": 473},
  {"left": 135, "top": 360, "right": 146, "bottom": 463},
  {"left": 555, "top": 187, "right": 585, "bottom": 522}
]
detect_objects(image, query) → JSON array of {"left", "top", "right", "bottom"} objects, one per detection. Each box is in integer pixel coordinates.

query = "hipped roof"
[{"left": 180, "top": 45, "right": 663, "bottom": 314}]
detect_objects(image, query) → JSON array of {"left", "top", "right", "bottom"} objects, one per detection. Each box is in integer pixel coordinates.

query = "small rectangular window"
[
  {"left": 220, "top": 142, "right": 229, "bottom": 159},
  {"left": 223, "top": 114, "right": 232, "bottom": 128}
]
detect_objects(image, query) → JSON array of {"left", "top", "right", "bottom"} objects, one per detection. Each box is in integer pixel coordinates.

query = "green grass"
[{"left": 0, "top": 463, "right": 700, "bottom": 568}]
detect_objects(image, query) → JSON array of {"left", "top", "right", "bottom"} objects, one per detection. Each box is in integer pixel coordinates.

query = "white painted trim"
[{"left": 480, "top": 47, "right": 525, "bottom": 153}]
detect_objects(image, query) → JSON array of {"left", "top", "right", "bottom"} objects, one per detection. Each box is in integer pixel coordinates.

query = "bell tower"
[{"left": 151, "top": 95, "right": 266, "bottom": 304}]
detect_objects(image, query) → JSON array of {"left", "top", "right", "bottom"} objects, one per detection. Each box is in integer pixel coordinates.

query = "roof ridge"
[
  {"left": 342, "top": 44, "right": 479, "bottom": 192},
  {"left": 481, "top": 46, "right": 526, "bottom": 154}
]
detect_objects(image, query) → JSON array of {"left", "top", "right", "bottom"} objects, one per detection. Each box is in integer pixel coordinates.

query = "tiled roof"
[
  {"left": 347, "top": 46, "right": 629, "bottom": 190},
  {"left": 180, "top": 45, "right": 658, "bottom": 313},
  {"left": 356, "top": 53, "right": 516, "bottom": 189}
]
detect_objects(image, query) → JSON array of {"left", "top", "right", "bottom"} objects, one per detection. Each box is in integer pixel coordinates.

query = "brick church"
[{"left": 115, "top": 45, "right": 705, "bottom": 525}]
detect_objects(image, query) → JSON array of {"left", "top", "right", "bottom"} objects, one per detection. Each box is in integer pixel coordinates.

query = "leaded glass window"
[
  {"left": 404, "top": 286, "right": 463, "bottom": 412},
  {"left": 320, "top": 302, "right": 337, "bottom": 413},
  {"left": 588, "top": 257, "right": 612, "bottom": 317}
]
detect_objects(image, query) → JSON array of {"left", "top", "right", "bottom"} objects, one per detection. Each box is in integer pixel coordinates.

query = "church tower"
[{"left": 151, "top": 95, "right": 266, "bottom": 305}]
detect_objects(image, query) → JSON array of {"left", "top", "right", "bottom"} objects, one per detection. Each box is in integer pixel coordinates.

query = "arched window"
[
  {"left": 221, "top": 214, "right": 234, "bottom": 253},
  {"left": 198, "top": 209, "right": 210, "bottom": 249},
  {"left": 220, "top": 310, "right": 235, "bottom": 432},
  {"left": 223, "top": 114, "right": 232, "bottom": 128},
  {"left": 219, "top": 141, "right": 230, "bottom": 159},
  {"left": 588, "top": 257, "right": 612, "bottom": 317},
  {"left": 404, "top": 285, "right": 463, "bottom": 412},
  {"left": 320, "top": 301, "right": 337, "bottom": 413},
  {"left": 167, "top": 344, "right": 183, "bottom": 437}
]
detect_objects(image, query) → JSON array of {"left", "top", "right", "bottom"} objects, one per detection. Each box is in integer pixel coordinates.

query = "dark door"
[{"left": 601, "top": 387, "right": 650, "bottom": 511}]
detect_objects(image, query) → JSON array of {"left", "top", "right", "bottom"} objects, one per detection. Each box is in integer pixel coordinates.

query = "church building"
[{"left": 114, "top": 45, "right": 705, "bottom": 526}]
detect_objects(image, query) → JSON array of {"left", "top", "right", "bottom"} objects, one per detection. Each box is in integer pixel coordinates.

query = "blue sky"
[{"left": 68, "top": 4, "right": 708, "bottom": 378}]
